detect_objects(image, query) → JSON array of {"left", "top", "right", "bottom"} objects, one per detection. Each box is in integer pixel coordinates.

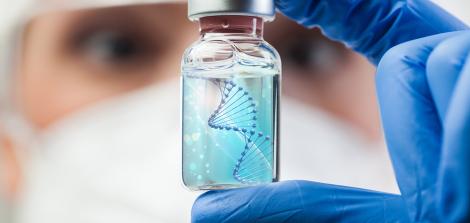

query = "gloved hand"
[
  {"left": 377, "top": 31, "right": 470, "bottom": 222},
  {"left": 276, "top": 0, "right": 467, "bottom": 65},
  {"left": 192, "top": 0, "right": 469, "bottom": 222}
]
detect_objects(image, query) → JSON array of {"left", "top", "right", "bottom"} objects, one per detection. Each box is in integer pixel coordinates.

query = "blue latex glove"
[
  {"left": 377, "top": 31, "right": 470, "bottom": 222},
  {"left": 276, "top": 0, "right": 466, "bottom": 65},
  {"left": 193, "top": 181, "right": 408, "bottom": 222},
  {"left": 192, "top": 1, "right": 469, "bottom": 222}
]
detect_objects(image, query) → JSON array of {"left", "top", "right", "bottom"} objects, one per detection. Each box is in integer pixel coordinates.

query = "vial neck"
[{"left": 199, "top": 16, "right": 263, "bottom": 38}]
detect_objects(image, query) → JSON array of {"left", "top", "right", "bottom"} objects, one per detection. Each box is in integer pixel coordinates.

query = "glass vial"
[{"left": 182, "top": 15, "right": 281, "bottom": 190}]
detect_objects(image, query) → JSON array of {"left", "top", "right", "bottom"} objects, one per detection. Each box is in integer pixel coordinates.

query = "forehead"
[
  {"left": 38, "top": 0, "right": 186, "bottom": 9},
  {"left": 26, "top": 1, "right": 191, "bottom": 28},
  {"left": 0, "top": 0, "right": 187, "bottom": 32},
  {"left": 24, "top": 3, "right": 193, "bottom": 46},
  {"left": 22, "top": 0, "right": 186, "bottom": 22}
]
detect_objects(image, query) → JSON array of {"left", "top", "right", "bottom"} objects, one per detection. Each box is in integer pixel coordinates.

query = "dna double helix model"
[{"left": 207, "top": 79, "right": 273, "bottom": 184}]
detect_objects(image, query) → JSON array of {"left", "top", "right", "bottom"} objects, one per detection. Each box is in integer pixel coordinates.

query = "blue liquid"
[{"left": 182, "top": 73, "right": 279, "bottom": 190}]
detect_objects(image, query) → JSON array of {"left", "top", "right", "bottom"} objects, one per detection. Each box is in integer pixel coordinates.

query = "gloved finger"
[
  {"left": 191, "top": 180, "right": 410, "bottom": 223},
  {"left": 275, "top": 0, "right": 467, "bottom": 65},
  {"left": 437, "top": 55, "right": 470, "bottom": 222},
  {"left": 376, "top": 32, "right": 463, "bottom": 221},
  {"left": 426, "top": 32, "right": 470, "bottom": 121}
]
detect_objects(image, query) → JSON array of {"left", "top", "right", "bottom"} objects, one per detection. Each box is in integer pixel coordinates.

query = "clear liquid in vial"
[{"left": 182, "top": 69, "right": 279, "bottom": 190}]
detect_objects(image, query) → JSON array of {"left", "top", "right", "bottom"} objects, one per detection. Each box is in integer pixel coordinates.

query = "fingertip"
[
  {"left": 376, "top": 43, "right": 408, "bottom": 88},
  {"left": 376, "top": 32, "right": 463, "bottom": 94},
  {"left": 376, "top": 40, "right": 426, "bottom": 100},
  {"left": 191, "top": 186, "right": 265, "bottom": 223},
  {"left": 191, "top": 182, "right": 301, "bottom": 222},
  {"left": 191, "top": 190, "right": 224, "bottom": 222},
  {"left": 426, "top": 32, "right": 470, "bottom": 120},
  {"left": 437, "top": 48, "right": 470, "bottom": 222}
]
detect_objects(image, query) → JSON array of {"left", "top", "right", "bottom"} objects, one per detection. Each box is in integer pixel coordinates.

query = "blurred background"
[{"left": 1, "top": 0, "right": 469, "bottom": 222}]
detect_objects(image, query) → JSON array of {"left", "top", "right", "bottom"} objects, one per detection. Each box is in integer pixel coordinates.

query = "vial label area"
[{"left": 182, "top": 74, "right": 278, "bottom": 190}]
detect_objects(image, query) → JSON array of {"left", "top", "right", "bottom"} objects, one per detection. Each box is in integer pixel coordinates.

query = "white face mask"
[{"left": 16, "top": 79, "right": 199, "bottom": 223}]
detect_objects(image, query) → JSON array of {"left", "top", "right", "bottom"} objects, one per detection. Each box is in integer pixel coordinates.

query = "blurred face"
[
  {"left": 1, "top": 3, "right": 197, "bottom": 201},
  {"left": 15, "top": 4, "right": 197, "bottom": 129}
]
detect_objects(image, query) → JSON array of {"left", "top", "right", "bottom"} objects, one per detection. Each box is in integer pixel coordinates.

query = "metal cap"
[{"left": 188, "top": 0, "right": 275, "bottom": 21}]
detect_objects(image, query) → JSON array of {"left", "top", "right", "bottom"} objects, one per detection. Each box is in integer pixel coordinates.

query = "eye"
[
  {"left": 71, "top": 27, "right": 161, "bottom": 68},
  {"left": 81, "top": 31, "right": 141, "bottom": 62}
]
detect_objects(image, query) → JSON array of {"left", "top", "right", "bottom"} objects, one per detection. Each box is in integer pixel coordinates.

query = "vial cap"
[{"left": 188, "top": 0, "right": 275, "bottom": 21}]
